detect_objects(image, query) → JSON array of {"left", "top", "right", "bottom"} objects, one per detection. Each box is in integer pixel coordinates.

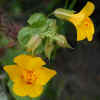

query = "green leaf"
[
  {"left": 34, "top": 42, "right": 45, "bottom": 55},
  {"left": 26, "top": 35, "right": 42, "bottom": 54},
  {"left": 27, "top": 13, "right": 47, "bottom": 27},
  {"left": 45, "top": 40, "right": 54, "bottom": 59},
  {"left": 18, "top": 27, "right": 36, "bottom": 46},
  {"left": 41, "top": 19, "right": 57, "bottom": 38},
  {"left": 54, "top": 34, "right": 72, "bottom": 48},
  {"left": 18, "top": 24, "right": 48, "bottom": 47}
]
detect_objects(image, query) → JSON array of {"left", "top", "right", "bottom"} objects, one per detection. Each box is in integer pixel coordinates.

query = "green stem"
[
  {"left": 69, "top": 0, "right": 77, "bottom": 10},
  {"left": 64, "top": 0, "right": 69, "bottom": 9},
  {"left": 46, "top": 0, "right": 61, "bottom": 12}
]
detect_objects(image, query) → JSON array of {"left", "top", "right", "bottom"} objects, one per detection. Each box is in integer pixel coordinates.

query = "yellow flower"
[
  {"left": 54, "top": 1, "right": 95, "bottom": 41},
  {"left": 3, "top": 54, "right": 56, "bottom": 97}
]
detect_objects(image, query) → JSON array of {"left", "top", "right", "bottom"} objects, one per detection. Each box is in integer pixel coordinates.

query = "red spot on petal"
[{"left": 85, "top": 24, "right": 88, "bottom": 26}]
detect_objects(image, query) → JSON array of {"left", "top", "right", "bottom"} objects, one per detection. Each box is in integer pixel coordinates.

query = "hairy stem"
[
  {"left": 64, "top": 0, "right": 69, "bottom": 9},
  {"left": 69, "top": 0, "right": 77, "bottom": 10}
]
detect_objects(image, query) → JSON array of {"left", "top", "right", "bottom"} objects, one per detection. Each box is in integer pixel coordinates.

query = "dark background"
[{"left": 55, "top": 0, "right": 100, "bottom": 100}]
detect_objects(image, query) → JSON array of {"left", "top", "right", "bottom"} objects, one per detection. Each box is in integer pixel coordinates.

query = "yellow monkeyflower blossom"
[
  {"left": 54, "top": 1, "right": 95, "bottom": 41},
  {"left": 3, "top": 54, "right": 56, "bottom": 97}
]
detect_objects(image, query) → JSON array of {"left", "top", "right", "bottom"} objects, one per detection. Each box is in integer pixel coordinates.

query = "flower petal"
[
  {"left": 80, "top": 1, "right": 95, "bottom": 17},
  {"left": 76, "top": 17, "right": 94, "bottom": 41},
  {"left": 13, "top": 80, "right": 28, "bottom": 96},
  {"left": 13, "top": 79, "right": 43, "bottom": 97},
  {"left": 69, "top": 1, "right": 95, "bottom": 26},
  {"left": 69, "top": 13, "right": 85, "bottom": 26},
  {"left": 28, "top": 84, "right": 43, "bottom": 98},
  {"left": 36, "top": 67, "right": 56, "bottom": 85},
  {"left": 3, "top": 65, "right": 21, "bottom": 82},
  {"left": 86, "top": 18, "right": 95, "bottom": 41},
  {"left": 65, "top": 2, "right": 95, "bottom": 26},
  {"left": 14, "top": 54, "right": 46, "bottom": 70}
]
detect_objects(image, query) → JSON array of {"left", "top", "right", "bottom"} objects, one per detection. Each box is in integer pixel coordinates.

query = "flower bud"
[{"left": 55, "top": 34, "right": 72, "bottom": 48}]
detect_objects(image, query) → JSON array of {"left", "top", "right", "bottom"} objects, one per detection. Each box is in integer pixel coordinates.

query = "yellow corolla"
[
  {"left": 54, "top": 1, "right": 95, "bottom": 41},
  {"left": 3, "top": 54, "right": 56, "bottom": 97}
]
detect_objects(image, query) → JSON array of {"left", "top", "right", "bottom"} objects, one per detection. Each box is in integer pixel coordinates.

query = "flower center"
[{"left": 21, "top": 69, "right": 37, "bottom": 84}]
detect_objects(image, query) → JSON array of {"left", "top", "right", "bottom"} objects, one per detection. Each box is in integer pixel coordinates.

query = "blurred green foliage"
[{"left": 18, "top": 13, "right": 71, "bottom": 59}]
